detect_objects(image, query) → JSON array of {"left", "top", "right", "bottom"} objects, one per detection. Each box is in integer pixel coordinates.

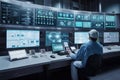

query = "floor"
[{"left": 91, "top": 68, "right": 120, "bottom": 80}]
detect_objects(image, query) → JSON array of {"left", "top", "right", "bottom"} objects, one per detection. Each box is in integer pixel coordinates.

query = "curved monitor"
[{"left": 7, "top": 30, "right": 40, "bottom": 48}]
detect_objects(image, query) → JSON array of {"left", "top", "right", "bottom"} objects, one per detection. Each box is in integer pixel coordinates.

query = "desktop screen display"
[
  {"left": 52, "top": 44, "right": 64, "bottom": 52},
  {"left": 74, "top": 32, "right": 89, "bottom": 44},
  {"left": 7, "top": 30, "right": 40, "bottom": 48},
  {"left": 46, "top": 31, "right": 69, "bottom": 46},
  {"left": 104, "top": 32, "right": 119, "bottom": 43}
]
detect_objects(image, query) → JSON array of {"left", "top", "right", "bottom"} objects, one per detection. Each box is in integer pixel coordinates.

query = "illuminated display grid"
[
  {"left": 35, "top": 9, "right": 57, "bottom": 26},
  {"left": 57, "top": 12, "right": 74, "bottom": 27},
  {"left": 105, "top": 15, "right": 116, "bottom": 28},
  {"left": 75, "top": 13, "right": 91, "bottom": 28}
]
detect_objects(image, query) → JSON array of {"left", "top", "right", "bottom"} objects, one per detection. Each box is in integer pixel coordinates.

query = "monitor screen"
[
  {"left": 57, "top": 12, "right": 74, "bottom": 27},
  {"left": 104, "top": 32, "right": 119, "bottom": 43},
  {"left": 83, "top": 22, "right": 91, "bottom": 28},
  {"left": 75, "top": 21, "right": 82, "bottom": 27},
  {"left": 91, "top": 14, "right": 104, "bottom": 21},
  {"left": 7, "top": 30, "right": 40, "bottom": 48},
  {"left": 74, "top": 32, "right": 89, "bottom": 44},
  {"left": 75, "top": 14, "right": 91, "bottom": 21},
  {"left": 52, "top": 43, "right": 64, "bottom": 52},
  {"left": 46, "top": 31, "right": 69, "bottom": 46},
  {"left": 105, "top": 15, "right": 115, "bottom": 22}
]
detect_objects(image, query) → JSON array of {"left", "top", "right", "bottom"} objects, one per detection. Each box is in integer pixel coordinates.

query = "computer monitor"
[
  {"left": 7, "top": 30, "right": 40, "bottom": 48},
  {"left": 104, "top": 32, "right": 119, "bottom": 43},
  {"left": 52, "top": 43, "right": 64, "bottom": 52},
  {"left": 83, "top": 22, "right": 91, "bottom": 28},
  {"left": 46, "top": 31, "right": 62, "bottom": 46},
  {"left": 105, "top": 15, "right": 116, "bottom": 28},
  {"left": 75, "top": 21, "right": 82, "bottom": 27},
  {"left": 74, "top": 32, "right": 89, "bottom": 44},
  {"left": 46, "top": 31, "right": 69, "bottom": 46}
]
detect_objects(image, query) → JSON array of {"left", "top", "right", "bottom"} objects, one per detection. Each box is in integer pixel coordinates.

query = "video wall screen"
[
  {"left": 91, "top": 14, "right": 104, "bottom": 28},
  {"left": 105, "top": 15, "right": 116, "bottom": 28},
  {"left": 7, "top": 30, "right": 40, "bottom": 48},
  {"left": 57, "top": 11, "right": 74, "bottom": 27},
  {"left": 75, "top": 13, "right": 91, "bottom": 28},
  {"left": 0, "top": 1, "right": 118, "bottom": 29},
  {"left": 35, "top": 8, "right": 57, "bottom": 26},
  {"left": 1, "top": 2, "right": 21, "bottom": 25}
]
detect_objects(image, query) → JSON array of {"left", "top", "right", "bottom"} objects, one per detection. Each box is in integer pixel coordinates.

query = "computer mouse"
[{"left": 50, "top": 55, "right": 56, "bottom": 58}]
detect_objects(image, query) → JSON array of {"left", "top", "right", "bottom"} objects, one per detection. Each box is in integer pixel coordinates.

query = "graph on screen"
[{"left": 57, "top": 11, "right": 74, "bottom": 27}]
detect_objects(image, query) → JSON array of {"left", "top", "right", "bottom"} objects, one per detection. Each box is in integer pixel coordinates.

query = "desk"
[
  {"left": 103, "top": 46, "right": 120, "bottom": 58},
  {"left": 0, "top": 54, "right": 50, "bottom": 80},
  {"left": 0, "top": 46, "right": 120, "bottom": 80}
]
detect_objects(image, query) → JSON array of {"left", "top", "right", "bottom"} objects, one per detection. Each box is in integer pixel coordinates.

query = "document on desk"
[{"left": 8, "top": 49, "right": 28, "bottom": 61}]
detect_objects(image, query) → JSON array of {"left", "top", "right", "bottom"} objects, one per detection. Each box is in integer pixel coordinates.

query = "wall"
[
  {"left": 101, "top": 0, "right": 120, "bottom": 13},
  {"left": 34, "top": 0, "right": 44, "bottom": 5}
]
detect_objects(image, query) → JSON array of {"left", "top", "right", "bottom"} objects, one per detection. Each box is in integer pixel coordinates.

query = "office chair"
[{"left": 78, "top": 54, "right": 102, "bottom": 80}]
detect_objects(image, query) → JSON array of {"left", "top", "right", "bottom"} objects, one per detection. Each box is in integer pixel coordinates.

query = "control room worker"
[{"left": 68, "top": 29, "right": 103, "bottom": 80}]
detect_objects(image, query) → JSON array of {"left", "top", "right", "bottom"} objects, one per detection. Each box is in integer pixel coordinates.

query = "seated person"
[{"left": 67, "top": 29, "right": 103, "bottom": 80}]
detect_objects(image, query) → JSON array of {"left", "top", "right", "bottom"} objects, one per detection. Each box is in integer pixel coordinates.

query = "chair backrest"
[{"left": 85, "top": 54, "right": 102, "bottom": 76}]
